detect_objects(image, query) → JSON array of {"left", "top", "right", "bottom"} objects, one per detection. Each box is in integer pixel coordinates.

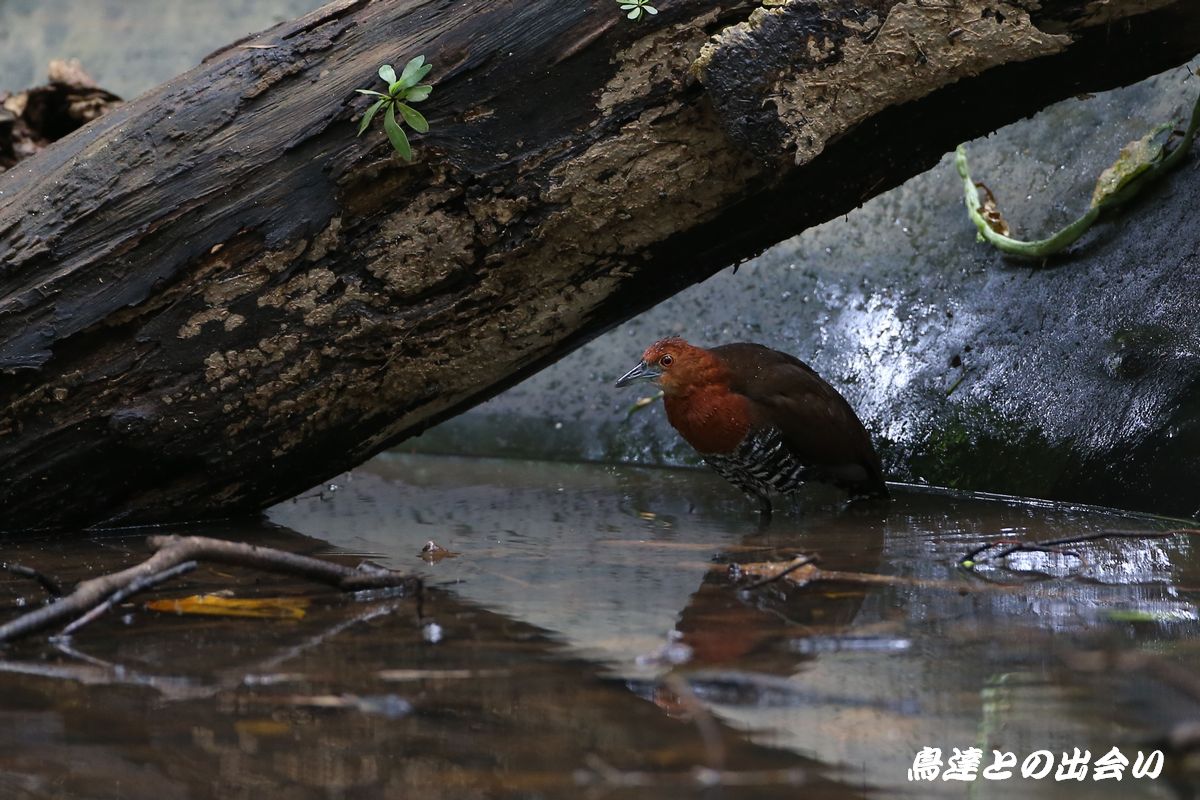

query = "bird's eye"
[{"left": 659, "top": 354, "right": 673, "bottom": 367}]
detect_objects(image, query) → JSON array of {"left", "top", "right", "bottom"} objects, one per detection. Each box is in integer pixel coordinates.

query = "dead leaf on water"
[
  {"left": 975, "top": 182, "right": 1011, "bottom": 236},
  {"left": 420, "top": 540, "right": 459, "bottom": 563},
  {"left": 144, "top": 594, "right": 309, "bottom": 619},
  {"left": 234, "top": 719, "right": 292, "bottom": 737}
]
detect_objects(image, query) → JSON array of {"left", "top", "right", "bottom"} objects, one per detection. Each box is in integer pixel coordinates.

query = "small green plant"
[
  {"left": 618, "top": 0, "right": 657, "bottom": 20},
  {"left": 356, "top": 56, "right": 433, "bottom": 161},
  {"left": 956, "top": 88, "right": 1200, "bottom": 259}
]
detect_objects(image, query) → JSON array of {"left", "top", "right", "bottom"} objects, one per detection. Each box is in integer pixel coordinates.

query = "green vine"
[
  {"left": 957, "top": 90, "right": 1200, "bottom": 259},
  {"left": 355, "top": 56, "right": 433, "bottom": 161}
]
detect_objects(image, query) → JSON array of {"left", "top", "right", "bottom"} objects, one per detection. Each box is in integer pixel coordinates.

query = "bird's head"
[{"left": 614, "top": 337, "right": 720, "bottom": 396}]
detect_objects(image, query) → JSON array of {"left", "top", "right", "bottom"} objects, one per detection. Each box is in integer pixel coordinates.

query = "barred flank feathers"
[{"left": 704, "top": 428, "right": 811, "bottom": 502}]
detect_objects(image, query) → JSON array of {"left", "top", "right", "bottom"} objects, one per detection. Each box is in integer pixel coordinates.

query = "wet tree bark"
[{"left": 1, "top": 0, "right": 1198, "bottom": 531}]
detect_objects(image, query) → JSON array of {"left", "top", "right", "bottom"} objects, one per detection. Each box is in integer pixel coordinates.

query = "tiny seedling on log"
[
  {"left": 356, "top": 56, "right": 433, "bottom": 161},
  {"left": 619, "top": 0, "right": 657, "bottom": 20}
]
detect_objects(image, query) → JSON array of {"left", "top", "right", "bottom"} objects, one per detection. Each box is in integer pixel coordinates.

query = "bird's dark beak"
[{"left": 614, "top": 360, "right": 661, "bottom": 388}]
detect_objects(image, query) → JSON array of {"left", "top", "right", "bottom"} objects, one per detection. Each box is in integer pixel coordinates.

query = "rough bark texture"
[{"left": 1, "top": 0, "right": 1198, "bottom": 532}]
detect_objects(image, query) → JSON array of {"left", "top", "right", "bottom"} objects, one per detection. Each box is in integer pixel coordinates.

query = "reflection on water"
[{"left": 0, "top": 453, "right": 1197, "bottom": 798}]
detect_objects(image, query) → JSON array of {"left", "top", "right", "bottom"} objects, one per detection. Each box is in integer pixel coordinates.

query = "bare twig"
[
  {"left": 0, "top": 594, "right": 415, "bottom": 702},
  {"left": 960, "top": 528, "right": 1185, "bottom": 570},
  {"left": 742, "top": 555, "right": 815, "bottom": 589},
  {"left": 1, "top": 561, "right": 64, "bottom": 598},
  {"left": 57, "top": 560, "right": 198, "bottom": 637},
  {"left": 0, "top": 535, "right": 419, "bottom": 643},
  {"left": 959, "top": 538, "right": 1019, "bottom": 566},
  {"left": 734, "top": 557, "right": 998, "bottom": 592},
  {"left": 249, "top": 597, "right": 412, "bottom": 676}
]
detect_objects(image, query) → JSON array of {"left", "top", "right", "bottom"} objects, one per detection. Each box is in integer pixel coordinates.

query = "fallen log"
[{"left": 1, "top": 0, "right": 1198, "bottom": 531}]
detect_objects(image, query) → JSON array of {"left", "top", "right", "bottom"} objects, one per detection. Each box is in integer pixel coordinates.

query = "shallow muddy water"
[{"left": 0, "top": 454, "right": 1197, "bottom": 799}]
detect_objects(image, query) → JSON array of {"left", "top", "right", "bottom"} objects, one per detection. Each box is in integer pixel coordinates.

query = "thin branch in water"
[
  {"left": 741, "top": 555, "right": 815, "bottom": 589},
  {"left": 960, "top": 528, "right": 1184, "bottom": 570},
  {"left": 995, "top": 543, "right": 1081, "bottom": 560},
  {"left": 57, "top": 560, "right": 198, "bottom": 637},
  {"left": 959, "top": 537, "right": 1023, "bottom": 566},
  {"left": 733, "top": 558, "right": 1021, "bottom": 593},
  {"left": 0, "top": 535, "right": 420, "bottom": 644},
  {"left": 1, "top": 561, "right": 64, "bottom": 598},
  {"left": 0, "top": 593, "right": 416, "bottom": 703}
]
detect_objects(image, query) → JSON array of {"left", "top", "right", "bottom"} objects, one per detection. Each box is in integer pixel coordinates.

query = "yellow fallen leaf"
[
  {"left": 234, "top": 719, "right": 292, "bottom": 737},
  {"left": 145, "top": 594, "right": 309, "bottom": 619}
]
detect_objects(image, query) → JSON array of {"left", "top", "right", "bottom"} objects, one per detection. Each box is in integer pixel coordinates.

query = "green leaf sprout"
[
  {"left": 355, "top": 56, "right": 433, "bottom": 161},
  {"left": 618, "top": 0, "right": 657, "bottom": 21}
]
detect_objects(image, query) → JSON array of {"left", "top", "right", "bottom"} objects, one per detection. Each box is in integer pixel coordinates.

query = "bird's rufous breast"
[{"left": 663, "top": 385, "right": 752, "bottom": 455}]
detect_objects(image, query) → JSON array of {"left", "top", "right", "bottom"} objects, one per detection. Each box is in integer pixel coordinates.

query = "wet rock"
[{"left": 417, "top": 60, "right": 1200, "bottom": 518}]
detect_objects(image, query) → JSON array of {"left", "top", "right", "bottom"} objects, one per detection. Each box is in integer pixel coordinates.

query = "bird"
[{"left": 615, "top": 337, "right": 888, "bottom": 516}]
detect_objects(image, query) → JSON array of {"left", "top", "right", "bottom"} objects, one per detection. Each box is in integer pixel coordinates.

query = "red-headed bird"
[{"left": 615, "top": 338, "right": 888, "bottom": 515}]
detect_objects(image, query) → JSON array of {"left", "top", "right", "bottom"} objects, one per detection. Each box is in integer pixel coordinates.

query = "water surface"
[{"left": 1, "top": 454, "right": 1196, "bottom": 798}]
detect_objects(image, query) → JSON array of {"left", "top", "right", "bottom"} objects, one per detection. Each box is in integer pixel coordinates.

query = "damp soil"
[{"left": 0, "top": 453, "right": 1197, "bottom": 799}]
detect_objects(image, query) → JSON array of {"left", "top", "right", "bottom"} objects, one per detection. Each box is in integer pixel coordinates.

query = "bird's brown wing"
[{"left": 712, "top": 343, "right": 885, "bottom": 492}]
